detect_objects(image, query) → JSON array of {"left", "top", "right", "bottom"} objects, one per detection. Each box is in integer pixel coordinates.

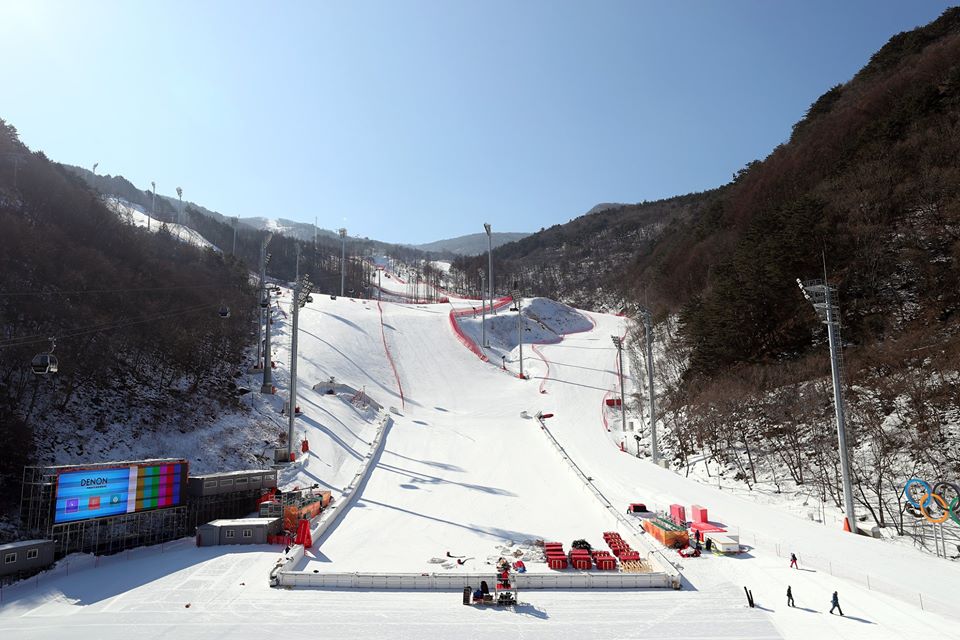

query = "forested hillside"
[
  {"left": 643, "top": 8, "right": 960, "bottom": 527},
  {"left": 457, "top": 8, "right": 960, "bottom": 527},
  {"left": 0, "top": 120, "right": 256, "bottom": 504},
  {"left": 450, "top": 190, "right": 716, "bottom": 308}
]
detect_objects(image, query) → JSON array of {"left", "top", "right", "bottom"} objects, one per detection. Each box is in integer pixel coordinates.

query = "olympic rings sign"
[{"left": 904, "top": 478, "right": 960, "bottom": 525}]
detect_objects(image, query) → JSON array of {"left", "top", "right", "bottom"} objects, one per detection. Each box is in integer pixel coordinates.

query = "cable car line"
[{"left": 0, "top": 302, "right": 222, "bottom": 350}]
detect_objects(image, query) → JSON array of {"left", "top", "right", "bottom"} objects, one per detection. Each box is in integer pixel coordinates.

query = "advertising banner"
[{"left": 54, "top": 462, "right": 187, "bottom": 524}]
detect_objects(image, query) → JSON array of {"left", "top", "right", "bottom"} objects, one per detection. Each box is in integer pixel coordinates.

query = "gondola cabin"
[{"left": 31, "top": 353, "right": 58, "bottom": 375}]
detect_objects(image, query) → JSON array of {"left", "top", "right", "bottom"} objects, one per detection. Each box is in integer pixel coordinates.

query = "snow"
[
  {"left": 431, "top": 260, "right": 452, "bottom": 273},
  {"left": 2, "top": 292, "right": 959, "bottom": 639},
  {"left": 107, "top": 198, "right": 218, "bottom": 251}
]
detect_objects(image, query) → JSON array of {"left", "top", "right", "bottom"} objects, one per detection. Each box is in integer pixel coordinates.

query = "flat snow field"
[{"left": 1, "top": 295, "right": 958, "bottom": 640}]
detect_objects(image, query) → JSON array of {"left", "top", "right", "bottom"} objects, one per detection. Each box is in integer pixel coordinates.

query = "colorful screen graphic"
[{"left": 54, "top": 462, "right": 186, "bottom": 524}]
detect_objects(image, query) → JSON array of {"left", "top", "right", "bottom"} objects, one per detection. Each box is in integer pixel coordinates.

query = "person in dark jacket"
[
  {"left": 829, "top": 591, "right": 843, "bottom": 616},
  {"left": 790, "top": 553, "right": 798, "bottom": 569},
  {"left": 786, "top": 585, "right": 795, "bottom": 608}
]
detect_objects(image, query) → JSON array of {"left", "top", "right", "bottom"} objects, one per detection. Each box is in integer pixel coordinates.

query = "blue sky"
[{"left": 0, "top": 1, "right": 954, "bottom": 244}]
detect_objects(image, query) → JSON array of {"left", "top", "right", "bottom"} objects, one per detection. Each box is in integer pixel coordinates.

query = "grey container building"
[
  {"left": 187, "top": 469, "right": 278, "bottom": 498},
  {"left": 0, "top": 539, "right": 55, "bottom": 581},
  {"left": 196, "top": 518, "right": 281, "bottom": 546}
]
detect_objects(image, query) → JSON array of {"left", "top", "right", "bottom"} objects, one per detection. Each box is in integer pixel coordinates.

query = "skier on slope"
[
  {"left": 786, "top": 585, "right": 795, "bottom": 608},
  {"left": 789, "top": 552, "right": 798, "bottom": 569}
]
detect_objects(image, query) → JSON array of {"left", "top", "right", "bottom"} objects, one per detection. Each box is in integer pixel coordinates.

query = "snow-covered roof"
[{"left": 199, "top": 518, "right": 278, "bottom": 528}]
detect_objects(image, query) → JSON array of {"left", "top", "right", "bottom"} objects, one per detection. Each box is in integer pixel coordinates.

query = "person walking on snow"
[
  {"left": 786, "top": 586, "right": 795, "bottom": 608},
  {"left": 829, "top": 591, "right": 843, "bottom": 616},
  {"left": 789, "top": 553, "right": 798, "bottom": 569}
]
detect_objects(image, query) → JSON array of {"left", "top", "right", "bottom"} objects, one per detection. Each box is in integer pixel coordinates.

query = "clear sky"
[{"left": 0, "top": 1, "right": 954, "bottom": 244}]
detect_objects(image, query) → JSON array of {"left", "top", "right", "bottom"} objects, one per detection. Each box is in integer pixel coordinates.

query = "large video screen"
[{"left": 54, "top": 462, "right": 187, "bottom": 524}]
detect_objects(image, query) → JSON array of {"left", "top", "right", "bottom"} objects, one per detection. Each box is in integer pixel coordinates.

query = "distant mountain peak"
[{"left": 410, "top": 231, "right": 530, "bottom": 256}]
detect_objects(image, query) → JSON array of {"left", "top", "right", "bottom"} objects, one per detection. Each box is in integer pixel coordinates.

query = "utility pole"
[
  {"left": 232, "top": 217, "right": 238, "bottom": 255},
  {"left": 255, "top": 240, "right": 264, "bottom": 370},
  {"left": 288, "top": 269, "right": 312, "bottom": 461},
  {"left": 639, "top": 308, "right": 658, "bottom": 464},
  {"left": 514, "top": 288, "right": 524, "bottom": 378},
  {"left": 484, "top": 223, "right": 494, "bottom": 315},
  {"left": 260, "top": 234, "right": 274, "bottom": 394},
  {"left": 479, "top": 270, "right": 486, "bottom": 349},
  {"left": 149, "top": 181, "right": 155, "bottom": 232},
  {"left": 176, "top": 187, "right": 183, "bottom": 240},
  {"left": 339, "top": 228, "right": 347, "bottom": 297},
  {"left": 611, "top": 335, "right": 627, "bottom": 434},
  {"left": 377, "top": 267, "right": 382, "bottom": 302},
  {"left": 798, "top": 269, "right": 856, "bottom": 533}
]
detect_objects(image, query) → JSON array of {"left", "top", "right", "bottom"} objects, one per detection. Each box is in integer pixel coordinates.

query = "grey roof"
[{"left": 0, "top": 539, "right": 53, "bottom": 552}]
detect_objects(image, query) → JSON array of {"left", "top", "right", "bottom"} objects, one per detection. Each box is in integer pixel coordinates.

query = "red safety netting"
[
  {"left": 448, "top": 296, "right": 514, "bottom": 361},
  {"left": 377, "top": 301, "right": 405, "bottom": 408}
]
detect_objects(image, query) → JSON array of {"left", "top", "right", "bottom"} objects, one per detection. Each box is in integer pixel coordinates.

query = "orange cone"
[{"left": 843, "top": 518, "right": 851, "bottom": 532}]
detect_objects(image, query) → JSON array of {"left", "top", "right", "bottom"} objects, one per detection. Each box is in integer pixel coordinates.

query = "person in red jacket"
[{"left": 789, "top": 553, "right": 798, "bottom": 569}]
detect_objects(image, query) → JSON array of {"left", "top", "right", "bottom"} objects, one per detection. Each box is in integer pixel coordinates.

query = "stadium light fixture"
[{"left": 798, "top": 272, "right": 856, "bottom": 534}]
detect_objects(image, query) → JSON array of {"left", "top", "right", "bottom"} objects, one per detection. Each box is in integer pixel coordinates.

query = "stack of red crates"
[
  {"left": 603, "top": 531, "right": 640, "bottom": 563},
  {"left": 592, "top": 549, "right": 617, "bottom": 570},
  {"left": 545, "top": 542, "right": 568, "bottom": 570},
  {"left": 569, "top": 547, "right": 593, "bottom": 570}
]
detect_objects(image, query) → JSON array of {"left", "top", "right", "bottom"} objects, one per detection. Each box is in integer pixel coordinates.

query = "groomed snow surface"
[{"left": 2, "top": 286, "right": 959, "bottom": 639}]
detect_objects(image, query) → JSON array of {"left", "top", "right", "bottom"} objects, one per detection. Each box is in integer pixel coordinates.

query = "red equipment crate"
[
  {"left": 571, "top": 556, "right": 592, "bottom": 570},
  {"left": 547, "top": 557, "right": 568, "bottom": 570},
  {"left": 595, "top": 556, "right": 617, "bottom": 570},
  {"left": 619, "top": 551, "right": 641, "bottom": 562},
  {"left": 691, "top": 505, "right": 708, "bottom": 523},
  {"left": 670, "top": 503, "right": 686, "bottom": 524}
]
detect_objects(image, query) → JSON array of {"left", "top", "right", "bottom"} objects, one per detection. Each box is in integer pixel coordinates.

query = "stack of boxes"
[{"left": 545, "top": 541, "right": 568, "bottom": 569}]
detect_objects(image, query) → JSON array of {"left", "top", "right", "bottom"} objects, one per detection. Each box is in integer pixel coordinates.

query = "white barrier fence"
[
  {"left": 536, "top": 416, "right": 682, "bottom": 588},
  {"left": 269, "top": 412, "right": 393, "bottom": 586},
  {"left": 308, "top": 413, "right": 393, "bottom": 545},
  {"left": 276, "top": 570, "right": 674, "bottom": 590}
]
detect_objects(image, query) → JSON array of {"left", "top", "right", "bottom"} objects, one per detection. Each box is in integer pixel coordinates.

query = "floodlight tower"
[
  {"left": 149, "top": 181, "right": 156, "bottom": 232},
  {"left": 611, "top": 335, "right": 627, "bottom": 434},
  {"left": 514, "top": 287, "right": 524, "bottom": 378},
  {"left": 339, "top": 228, "right": 347, "bottom": 296},
  {"left": 798, "top": 274, "right": 856, "bottom": 533},
  {"left": 479, "top": 270, "right": 487, "bottom": 348},
  {"left": 483, "top": 223, "right": 494, "bottom": 314},
  {"left": 638, "top": 307, "right": 658, "bottom": 464},
  {"left": 288, "top": 272, "right": 313, "bottom": 460},
  {"left": 176, "top": 186, "right": 183, "bottom": 240},
  {"left": 259, "top": 233, "right": 274, "bottom": 394}
]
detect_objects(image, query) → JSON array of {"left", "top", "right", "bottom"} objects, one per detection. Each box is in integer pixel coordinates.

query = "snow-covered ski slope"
[
  {"left": 2, "top": 294, "right": 959, "bottom": 640},
  {"left": 106, "top": 198, "right": 218, "bottom": 251}
]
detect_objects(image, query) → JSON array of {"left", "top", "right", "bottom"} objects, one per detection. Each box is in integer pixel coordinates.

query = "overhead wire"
[
  {"left": 0, "top": 282, "right": 239, "bottom": 297},
  {"left": 0, "top": 301, "right": 225, "bottom": 350}
]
